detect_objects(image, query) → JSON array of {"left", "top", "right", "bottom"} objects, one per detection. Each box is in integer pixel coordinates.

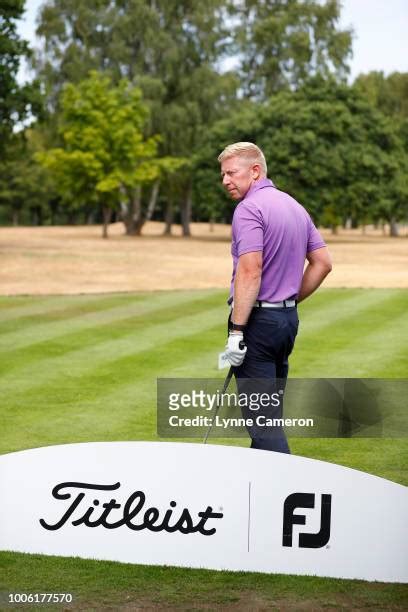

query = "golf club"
[
  {"left": 203, "top": 340, "right": 245, "bottom": 444},
  {"left": 203, "top": 366, "right": 233, "bottom": 444}
]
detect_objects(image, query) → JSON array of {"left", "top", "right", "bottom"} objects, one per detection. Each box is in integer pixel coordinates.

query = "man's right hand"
[{"left": 225, "top": 332, "right": 247, "bottom": 366}]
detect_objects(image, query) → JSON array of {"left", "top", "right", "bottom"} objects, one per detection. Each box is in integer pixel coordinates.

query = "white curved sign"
[{"left": 0, "top": 442, "right": 406, "bottom": 583}]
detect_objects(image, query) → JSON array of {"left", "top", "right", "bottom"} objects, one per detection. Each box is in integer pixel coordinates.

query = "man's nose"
[{"left": 222, "top": 174, "right": 230, "bottom": 186}]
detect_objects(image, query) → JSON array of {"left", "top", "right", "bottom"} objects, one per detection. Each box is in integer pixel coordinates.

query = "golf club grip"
[{"left": 239, "top": 340, "right": 246, "bottom": 350}]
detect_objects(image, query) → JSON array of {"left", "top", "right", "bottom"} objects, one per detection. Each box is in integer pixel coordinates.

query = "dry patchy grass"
[{"left": 1, "top": 222, "right": 407, "bottom": 295}]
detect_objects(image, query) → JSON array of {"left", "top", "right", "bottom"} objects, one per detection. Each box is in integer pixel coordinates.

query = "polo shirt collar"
[{"left": 244, "top": 177, "right": 275, "bottom": 199}]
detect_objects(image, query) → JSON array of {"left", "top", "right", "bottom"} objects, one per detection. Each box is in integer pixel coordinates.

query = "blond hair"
[{"left": 218, "top": 142, "right": 267, "bottom": 175}]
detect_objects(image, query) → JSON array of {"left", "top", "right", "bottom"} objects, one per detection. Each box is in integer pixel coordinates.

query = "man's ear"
[{"left": 251, "top": 164, "right": 261, "bottom": 180}]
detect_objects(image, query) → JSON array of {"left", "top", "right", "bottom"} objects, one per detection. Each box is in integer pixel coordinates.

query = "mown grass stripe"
[
  {"left": 13, "top": 307, "right": 406, "bottom": 445},
  {"left": 297, "top": 289, "right": 403, "bottom": 336},
  {"left": 293, "top": 308, "right": 408, "bottom": 377},
  {"left": 0, "top": 296, "right": 50, "bottom": 310},
  {"left": 1, "top": 304, "right": 226, "bottom": 396},
  {"left": 0, "top": 294, "right": 107, "bottom": 320},
  {"left": 3, "top": 289, "right": 406, "bottom": 405},
  {"left": 0, "top": 289, "right": 221, "bottom": 326},
  {"left": 16, "top": 322, "right": 224, "bottom": 407},
  {"left": 1, "top": 292, "right": 226, "bottom": 376},
  {"left": 369, "top": 344, "right": 408, "bottom": 378},
  {"left": 0, "top": 289, "right": 224, "bottom": 351},
  {"left": 321, "top": 310, "right": 408, "bottom": 376},
  {"left": 0, "top": 323, "right": 227, "bottom": 451},
  {"left": 0, "top": 290, "right": 407, "bottom": 490},
  {"left": 0, "top": 294, "right": 146, "bottom": 332}
]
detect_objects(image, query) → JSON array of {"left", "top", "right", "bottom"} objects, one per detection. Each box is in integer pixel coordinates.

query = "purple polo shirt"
[{"left": 230, "top": 178, "right": 326, "bottom": 302}]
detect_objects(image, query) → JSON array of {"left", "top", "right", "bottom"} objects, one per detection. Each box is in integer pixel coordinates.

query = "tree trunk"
[
  {"left": 134, "top": 217, "right": 145, "bottom": 236},
  {"left": 102, "top": 206, "right": 112, "bottom": 238},
  {"left": 390, "top": 217, "right": 399, "bottom": 237},
  {"left": 331, "top": 224, "right": 338, "bottom": 235},
  {"left": 36, "top": 206, "right": 43, "bottom": 226},
  {"left": 67, "top": 210, "right": 76, "bottom": 224},
  {"left": 163, "top": 199, "right": 173, "bottom": 235},
  {"left": 12, "top": 209, "right": 19, "bottom": 226},
  {"left": 86, "top": 210, "right": 96, "bottom": 225},
  {"left": 122, "top": 185, "right": 143, "bottom": 235},
  {"left": 31, "top": 208, "right": 39, "bottom": 226},
  {"left": 181, "top": 182, "right": 192, "bottom": 237},
  {"left": 49, "top": 199, "right": 59, "bottom": 225},
  {"left": 145, "top": 180, "right": 160, "bottom": 222}
]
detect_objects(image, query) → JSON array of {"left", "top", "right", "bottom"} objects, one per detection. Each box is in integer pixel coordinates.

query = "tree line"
[{"left": 1, "top": 0, "right": 407, "bottom": 237}]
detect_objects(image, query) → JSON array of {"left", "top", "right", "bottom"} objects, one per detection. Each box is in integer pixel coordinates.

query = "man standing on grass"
[{"left": 219, "top": 142, "right": 332, "bottom": 453}]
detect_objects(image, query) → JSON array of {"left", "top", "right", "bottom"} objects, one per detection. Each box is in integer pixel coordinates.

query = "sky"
[
  {"left": 17, "top": 0, "right": 408, "bottom": 83},
  {"left": 339, "top": 0, "right": 407, "bottom": 78}
]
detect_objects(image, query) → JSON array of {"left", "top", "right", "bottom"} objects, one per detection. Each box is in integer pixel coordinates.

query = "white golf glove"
[{"left": 225, "top": 332, "right": 247, "bottom": 366}]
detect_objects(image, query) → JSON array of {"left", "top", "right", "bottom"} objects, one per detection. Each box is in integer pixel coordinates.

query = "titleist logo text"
[{"left": 39, "top": 482, "right": 223, "bottom": 535}]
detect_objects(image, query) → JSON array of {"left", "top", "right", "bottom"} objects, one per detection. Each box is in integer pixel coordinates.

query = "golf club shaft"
[{"left": 203, "top": 366, "right": 234, "bottom": 444}]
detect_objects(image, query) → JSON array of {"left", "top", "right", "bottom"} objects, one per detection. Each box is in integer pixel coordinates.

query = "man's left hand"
[{"left": 225, "top": 332, "right": 247, "bottom": 366}]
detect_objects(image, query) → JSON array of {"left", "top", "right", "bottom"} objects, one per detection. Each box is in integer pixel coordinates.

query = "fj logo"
[{"left": 282, "top": 492, "right": 332, "bottom": 548}]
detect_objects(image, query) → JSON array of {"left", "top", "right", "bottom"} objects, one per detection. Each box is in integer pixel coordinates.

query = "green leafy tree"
[
  {"left": 0, "top": 129, "right": 57, "bottom": 226},
  {"left": 0, "top": 0, "right": 41, "bottom": 151},
  {"left": 197, "top": 77, "right": 407, "bottom": 235},
  {"left": 353, "top": 72, "right": 408, "bottom": 235},
  {"left": 37, "top": 71, "right": 172, "bottom": 238},
  {"left": 34, "top": 0, "right": 239, "bottom": 235},
  {"left": 0, "top": 1, "right": 44, "bottom": 227},
  {"left": 232, "top": 0, "right": 353, "bottom": 98},
  {"left": 193, "top": 100, "right": 260, "bottom": 225},
  {"left": 354, "top": 71, "right": 408, "bottom": 120}
]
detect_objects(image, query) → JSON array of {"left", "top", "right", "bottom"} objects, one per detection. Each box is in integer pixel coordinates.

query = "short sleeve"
[
  {"left": 307, "top": 214, "right": 326, "bottom": 253},
  {"left": 232, "top": 201, "right": 264, "bottom": 257}
]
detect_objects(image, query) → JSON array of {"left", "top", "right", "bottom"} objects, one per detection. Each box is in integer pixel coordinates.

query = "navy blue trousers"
[{"left": 233, "top": 306, "right": 299, "bottom": 453}]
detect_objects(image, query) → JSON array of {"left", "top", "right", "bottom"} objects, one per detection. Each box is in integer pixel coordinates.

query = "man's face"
[{"left": 220, "top": 156, "right": 261, "bottom": 201}]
